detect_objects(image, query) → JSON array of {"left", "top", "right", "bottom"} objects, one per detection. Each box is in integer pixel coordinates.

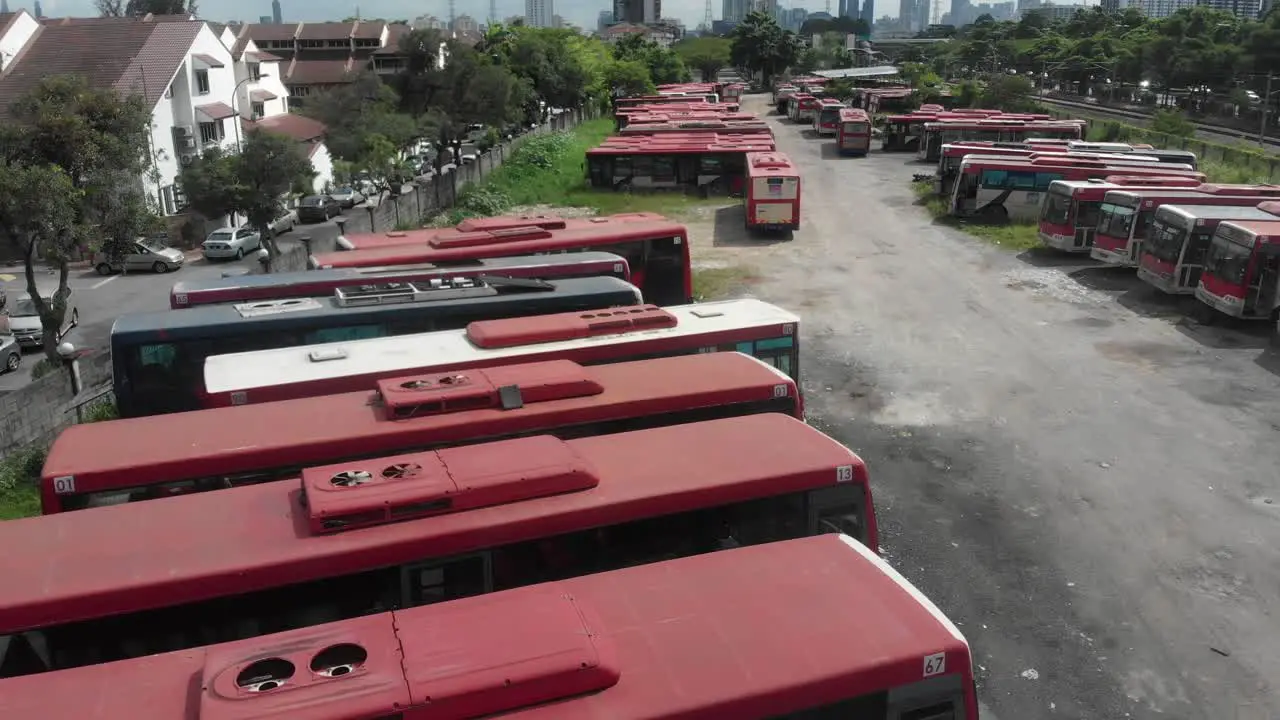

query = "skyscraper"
[
  {"left": 0, "top": 0, "right": 9, "bottom": 14},
  {"left": 860, "top": 0, "right": 874, "bottom": 24},
  {"left": 33, "top": 0, "right": 42, "bottom": 17},
  {"left": 271, "top": 0, "right": 282, "bottom": 23},
  {"left": 839, "top": 0, "right": 848, "bottom": 15},
  {"left": 525, "top": 0, "right": 554, "bottom": 27}
]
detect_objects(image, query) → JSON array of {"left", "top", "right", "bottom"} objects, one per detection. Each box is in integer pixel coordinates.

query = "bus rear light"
[{"left": 301, "top": 435, "right": 600, "bottom": 535}]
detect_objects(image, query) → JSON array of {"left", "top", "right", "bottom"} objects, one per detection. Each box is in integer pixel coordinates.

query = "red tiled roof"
[
  {"left": 244, "top": 113, "right": 327, "bottom": 143},
  {"left": 0, "top": 13, "right": 17, "bottom": 37},
  {"left": 195, "top": 102, "right": 237, "bottom": 120},
  {"left": 0, "top": 19, "right": 202, "bottom": 112},
  {"left": 295, "top": 21, "right": 359, "bottom": 41},
  {"left": 249, "top": 89, "right": 278, "bottom": 102},
  {"left": 40, "top": 13, "right": 196, "bottom": 25},
  {"left": 243, "top": 22, "right": 299, "bottom": 42},
  {"left": 283, "top": 57, "right": 357, "bottom": 85},
  {"left": 350, "top": 20, "right": 386, "bottom": 39},
  {"left": 244, "top": 50, "right": 283, "bottom": 62},
  {"left": 375, "top": 23, "right": 410, "bottom": 54}
]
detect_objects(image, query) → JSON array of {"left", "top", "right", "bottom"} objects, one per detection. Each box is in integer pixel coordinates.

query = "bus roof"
[
  {"left": 1104, "top": 189, "right": 1272, "bottom": 207},
  {"left": 168, "top": 252, "right": 631, "bottom": 308},
  {"left": 202, "top": 299, "right": 799, "bottom": 399},
  {"left": 45, "top": 352, "right": 798, "bottom": 501},
  {"left": 334, "top": 213, "right": 668, "bottom": 251},
  {"left": 1046, "top": 177, "right": 1204, "bottom": 195},
  {"left": 838, "top": 107, "right": 869, "bottom": 121},
  {"left": 587, "top": 138, "right": 776, "bottom": 155},
  {"left": 312, "top": 217, "right": 689, "bottom": 270},
  {"left": 745, "top": 151, "right": 797, "bottom": 177},
  {"left": 0, "top": 414, "right": 866, "bottom": 633},
  {"left": 0, "top": 535, "right": 970, "bottom": 720},
  {"left": 1155, "top": 204, "right": 1280, "bottom": 223},
  {"left": 1215, "top": 219, "right": 1280, "bottom": 243},
  {"left": 109, "top": 276, "right": 642, "bottom": 344}
]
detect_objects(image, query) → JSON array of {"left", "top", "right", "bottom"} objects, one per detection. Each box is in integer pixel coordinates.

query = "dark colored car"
[{"left": 296, "top": 195, "right": 340, "bottom": 223}]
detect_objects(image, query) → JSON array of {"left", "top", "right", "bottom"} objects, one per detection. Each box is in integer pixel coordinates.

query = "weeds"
[
  {"left": 912, "top": 180, "right": 1040, "bottom": 250},
  {"left": 0, "top": 445, "right": 47, "bottom": 521},
  {"left": 693, "top": 266, "right": 760, "bottom": 300}
]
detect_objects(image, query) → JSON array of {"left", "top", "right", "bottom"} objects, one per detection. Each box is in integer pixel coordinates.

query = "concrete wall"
[{"left": 0, "top": 351, "right": 113, "bottom": 458}]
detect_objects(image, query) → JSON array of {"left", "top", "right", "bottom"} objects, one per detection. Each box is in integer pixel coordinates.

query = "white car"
[
  {"left": 329, "top": 186, "right": 366, "bottom": 209},
  {"left": 268, "top": 206, "right": 296, "bottom": 235},
  {"left": 7, "top": 290, "right": 78, "bottom": 348},
  {"left": 202, "top": 227, "right": 262, "bottom": 260}
]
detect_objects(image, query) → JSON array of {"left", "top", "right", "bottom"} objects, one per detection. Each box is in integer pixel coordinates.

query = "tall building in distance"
[
  {"left": 271, "top": 0, "right": 282, "bottom": 23},
  {"left": 1193, "top": 0, "right": 1260, "bottom": 17},
  {"left": 599, "top": 9, "right": 615, "bottom": 30},
  {"left": 723, "top": 0, "right": 751, "bottom": 23},
  {"left": 860, "top": 0, "right": 875, "bottom": 24},
  {"left": 525, "top": 0, "right": 554, "bottom": 27},
  {"left": 615, "top": 0, "right": 661, "bottom": 23},
  {"left": 32, "top": 0, "right": 41, "bottom": 18},
  {"left": 0, "top": 0, "right": 9, "bottom": 14}
]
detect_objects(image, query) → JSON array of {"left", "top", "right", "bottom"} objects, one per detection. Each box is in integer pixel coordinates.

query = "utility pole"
[{"left": 1260, "top": 72, "right": 1274, "bottom": 148}]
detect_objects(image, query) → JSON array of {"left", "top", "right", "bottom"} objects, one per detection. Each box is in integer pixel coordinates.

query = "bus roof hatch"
[
  {"left": 333, "top": 278, "right": 497, "bottom": 307},
  {"left": 430, "top": 227, "right": 556, "bottom": 249},
  {"left": 466, "top": 305, "right": 679, "bottom": 349},
  {"left": 376, "top": 360, "right": 604, "bottom": 419},
  {"left": 302, "top": 435, "right": 600, "bottom": 534}
]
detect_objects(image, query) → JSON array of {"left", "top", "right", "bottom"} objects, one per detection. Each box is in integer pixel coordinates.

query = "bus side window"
[
  {"left": 128, "top": 343, "right": 178, "bottom": 394},
  {"left": 729, "top": 491, "right": 808, "bottom": 546},
  {"left": 306, "top": 324, "right": 386, "bottom": 344},
  {"left": 400, "top": 553, "right": 491, "bottom": 607},
  {"left": 766, "top": 693, "right": 889, "bottom": 719},
  {"left": 808, "top": 484, "right": 866, "bottom": 543},
  {"left": 980, "top": 169, "right": 1007, "bottom": 188}
]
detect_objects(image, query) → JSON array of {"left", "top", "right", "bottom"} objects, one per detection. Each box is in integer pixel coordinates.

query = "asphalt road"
[
  {"left": 724, "top": 95, "right": 1280, "bottom": 720},
  {"left": 0, "top": 218, "right": 344, "bottom": 393}
]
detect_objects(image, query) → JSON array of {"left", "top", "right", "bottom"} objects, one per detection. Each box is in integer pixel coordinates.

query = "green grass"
[
  {"left": 693, "top": 265, "right": 760, "bottom": 300},
  {"left": 439, "top": 118, "right": 725, "bottom": 224},
  {"left": 911, "top": 180, "right": 1041, "bottom": 251},
  {"left": 0, "top": 445, "right": 47, "bottom": 521}
]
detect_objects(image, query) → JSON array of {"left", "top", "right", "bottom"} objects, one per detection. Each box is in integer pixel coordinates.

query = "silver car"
[
  {"left": 0, "top": 331, "right": 19, "bottom": 373},
  {"left": 268, "top": 206, "right": 296, "bottom": 235},
  {"left": 202, "top": 227, "right": 262, "bottom": 260},
  {"left": 93, "top": 238, "right": 185, "bottom": 275},
  {"left": 7, "top": 290, "right": 78, "bottom": 348},
  {"left": 329, "top": 186, "right": 365, "bottom": 208}
]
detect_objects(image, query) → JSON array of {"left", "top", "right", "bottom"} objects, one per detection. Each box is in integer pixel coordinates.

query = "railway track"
[{"left": 1039, "top": 95, "right": 1280, "bottom": 152}]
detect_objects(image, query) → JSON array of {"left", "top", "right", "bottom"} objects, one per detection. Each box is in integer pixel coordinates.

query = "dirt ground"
[{"left": 715, "top": 94, "right": 1280, "bottom": 720}]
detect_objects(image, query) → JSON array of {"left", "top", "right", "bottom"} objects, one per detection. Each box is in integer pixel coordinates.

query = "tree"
[
  {"left": 730, "top": 11, "right": 800, "bottom": 86},
  {"left": 236, "top": 131, "right": 315, "bottom": 269},
  {"left": 301, "top": 72, "right": 415, "bottom": 162},
  {"left": 123, "top": 0, "right": 195, "bottom": 15},
  {"left": 612, "top": 34, "right": 691, "bottom": 85},
  {"left": 178, "top": 131, "right": 313, "bottom": 271},
  {"left": 95, "top": 0, "right": 125, "bottom": 15},
  {"left": 0, "top": 75, "right": 153, "bottom": 363},
  {"left": 604, "top": 59, "right": 656, "bottom": 97},
  {"left": 675, "top": 36, "right": 731, "bottom": 81}
]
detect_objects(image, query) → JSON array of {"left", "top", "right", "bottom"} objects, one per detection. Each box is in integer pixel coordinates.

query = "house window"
[
  {"left": 160, "top": 185, "right": 177, "bottom": 215},
  {"left": 195, "top": 69, "right": 210, "bottom": 95},
  {"left": 199, "top": 120, "right": 223, "bottom": 144},
  {"left": 325, "top": 40, "right": 347, "bottom": 48},
  {"left": 248, "top": 63, "right": 261, "bottom": 81},
  {"left": 251, "top": 102, "right": 265, "bottom": 119},
  {"left": 298, "top": 39, "right": 324, "bottom": 48},
  {"left": 288, "top": 85, "right": 311, "bottom": 96}
]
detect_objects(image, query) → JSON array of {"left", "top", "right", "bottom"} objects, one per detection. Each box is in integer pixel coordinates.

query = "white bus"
[{"left": 201, "top": 298, "right": 802, "bottom": 408}]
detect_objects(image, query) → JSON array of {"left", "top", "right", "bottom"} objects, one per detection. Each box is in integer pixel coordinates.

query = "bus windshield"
[
  {"left": 818, "top": 107, "right": 841, "bottom": 124},
  {"left": 1041, "top": 189, "right": 1073, "bottom": 225},
  {"left": 1204, "top": 236, "right": 1252, "bottom": 285},
  {"left": 1097, "top": 202, "right": 1136, "bottom": 237},
  {"left": 1145, "top": 219, "right": 1187, "bottom": 262}
]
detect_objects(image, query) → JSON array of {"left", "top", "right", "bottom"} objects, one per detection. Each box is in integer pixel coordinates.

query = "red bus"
[
  {"left": 1037, "top": 177, "right": 1205, "bottom": 252},
  {"left": 722, "top": 80, "right": 746, "bottom": 101},
  {"left": 41, "top": 352, "right": 802, "bottom": 514},
  {"left": 201, "top": 299, "right": 800, "bottom": 407},
  {"left": 949, "top": 155, "right": 1206, "bottom": 222},
  {"left": 919, "top": 118, "right": 1084, "bottom": 162},
  {"left": 614, "top": 94, "right": 708, "bottom": 110},
  {"left": 618, "top": 119, "right": 773, "bottom": 136},
  {"left": 881, "top": 109, "right": 1002, "bottom": 151},
  {"left": 1137, "top": 203, "right": 1280, "bottom": 294},
  {"left": 1092, "top": 186, "right": 1280, "bottom": 267},
  {"left": 934, "top": 141, "right": 1192, "bottom": 195},
  {"left": 0, "top": 535, "right": 978, "bottom": 720},
  {"left": 787, "top": 94, "right": 821, "bottom": 123},
  {"left": 585, "top": 134, "right": 776, "bottom": 197},
  {"left": 1196, "top": 218, "right": 1280, "bottom": 321},
  {"left": 616, "top": 106, "right": 747, "bottom": 129},
  {"left": 313, "top": 216, "right": 693, "bottom": 305},
  {"left": 836, "top": 107, "right": 872, "bottom": 156},
  {"left": 335, "top": 213, "right": 664, "bottom": 252},
  {"left": 0, "top": 414, "right": 876, "bottom": 678},
  {"left": 812, "top": 99, "right": 846, "bottom": 136},
  {"left": 169, "top": 251, "right": 631, "bottom": 309},
  {"left": 743, "top": 152, "right": 801, "bottom": 232}
]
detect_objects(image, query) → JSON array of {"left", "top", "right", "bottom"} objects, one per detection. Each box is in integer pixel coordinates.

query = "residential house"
[
  {"left": 0, "top": 11, "right": 334, "bottom": 218},
  {"left": 600, "top": 21, "right": 677, "bottom": 47},
  {"left": 0, "top": 10, "right": 38, "bottom": 71},
  {"left": 237, "top": 21, "right": 412, "bottom": 107}
]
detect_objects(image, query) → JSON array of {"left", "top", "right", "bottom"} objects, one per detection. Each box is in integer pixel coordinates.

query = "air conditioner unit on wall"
[
  {"left": 174, "top": 125, "right": 193, "bottom": 137},
  {"left": 180, "top": 153, "right": 197, "bottom": 166},
  {"left": 177, "top": 135, "right": 196, "bottom": 150}
]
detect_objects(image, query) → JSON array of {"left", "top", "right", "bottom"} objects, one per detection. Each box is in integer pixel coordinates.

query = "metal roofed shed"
[{"left": 811, "top": 65, "right": 900, "bottom": 79}]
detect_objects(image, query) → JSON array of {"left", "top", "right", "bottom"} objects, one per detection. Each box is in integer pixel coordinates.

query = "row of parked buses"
[
  {"left": 0, "top": 93, "right": 978, "bottom": 718},
  {"left": 769, "top": 81, "right": 874, "bottom": 161}
]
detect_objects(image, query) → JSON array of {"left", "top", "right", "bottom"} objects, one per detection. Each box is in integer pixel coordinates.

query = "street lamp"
[{"left": 231, "top": 72, "right": 272, "bottom": 151}]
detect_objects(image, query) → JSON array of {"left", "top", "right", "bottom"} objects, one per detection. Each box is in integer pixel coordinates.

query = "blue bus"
[{"left": 112, "top": 275, "right": 642, "bottom": 417}]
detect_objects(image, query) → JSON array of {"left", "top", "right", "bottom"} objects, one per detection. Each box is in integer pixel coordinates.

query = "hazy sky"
[{"left": 18, "top": 0, "right": 727, "bottom": 32}]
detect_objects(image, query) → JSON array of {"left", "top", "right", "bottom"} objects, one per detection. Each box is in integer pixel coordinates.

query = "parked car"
[
  {"left": 92, "top": 237, "right": 185, "bottom": 275},
  {"left": 1, "top": 331, "right": 19, "bottom": 373},
  {"left": 8, "top": 289, "right": 78, "bottom": 348},
  {"left": 297, "top": 195, "right": 341, "bottom": 223},
  {"left": 202, "top": 227, "right": 262, "bottom": 261},
  {"left": 328, "top": 187, "right": 365, "bottom": 209},
  {"left": 268, "top": 205, "right": 296, "bottom": 235}
]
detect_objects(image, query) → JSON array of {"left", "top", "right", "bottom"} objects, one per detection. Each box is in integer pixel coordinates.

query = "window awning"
[
  {"left": 191, "top": 53, "right": 226, "bottom": 69},
  {"left": 195, "top": 102, "right": 237, "bottom": 121},
  {"left": 249, "top": 89, "right": 278, "bottom": 102}
]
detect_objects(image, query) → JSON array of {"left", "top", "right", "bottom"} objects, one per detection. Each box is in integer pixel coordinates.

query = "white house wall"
[
  {"left": 231, "top": 38, "right": 290, "bottom": 120},
  {"left": 0, "top": 11, "right": 38, "bottom": 71},
  {"left": 310, "top": 143, "right": 335, "bottom": 194}
]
